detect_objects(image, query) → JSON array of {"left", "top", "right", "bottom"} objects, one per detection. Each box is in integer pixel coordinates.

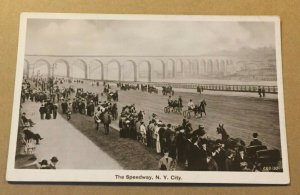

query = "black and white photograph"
[{"left": 6, "top": 13, "right": 289, "bottom": 184}]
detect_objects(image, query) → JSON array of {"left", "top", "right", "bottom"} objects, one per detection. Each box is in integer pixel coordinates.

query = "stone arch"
[
  {"left": 71, "top": 59, "right": 88, "bottom": 79},
  {"left": 175, "top": 59, "right": 183, "bottom": 74},
  {"left": 200, "top": 59, "right": 206, "bottom": 74},
  {"left": 166, "top": 59, "right": 176, "bottom": 78},
  {"left": 138, "top": 60, "right": 151, "bottom": 82},
  {"left": 214, "top": 59, "right": 220, "bottom": 73},
  {"left": 33, "top": 59, "right": 51, "bottom": 77},
  {"left": 226, "top": 59, "right": 230, "bottom": 65},
  {"left": 191, "top": 59, "right": 199, "bottom": 75},
  {"left": 180, "top": 59, "right": 191, "bottom": 76},
  {"left": 220, "top": 59, "right": 225, "bottom": 73},
  {"left": 107, "top": 60, "right": 121, "bottom": 81},
  {"left": 207, "top": 59, "right": 213, "bottom": 73},
  {"left": 122, "top": 60, "right": 137, "bottom": 81},
  {"left": 53, "top": 59, "right": 70, "bottom": 77},
  {"left": 89, "top": 59, "right": 104, "bottom": 80},
  {"left": 151, "top": 59, "right": 165, "bottom": 81}
]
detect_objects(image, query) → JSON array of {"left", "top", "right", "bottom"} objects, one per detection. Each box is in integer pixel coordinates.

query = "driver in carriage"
[{"left": 187, "top": 99, "right": 195, "bottom": 111}]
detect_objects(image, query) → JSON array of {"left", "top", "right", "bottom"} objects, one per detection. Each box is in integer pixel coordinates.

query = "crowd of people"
[
  {"left": 117, "top": 102, "right": 275, "bottom": 172},
  {"left": 19, "top": 78, "right": 60, "bottom": 169},
  {"left": 17, "top": 77, "right": 280, "bottom": 172}
]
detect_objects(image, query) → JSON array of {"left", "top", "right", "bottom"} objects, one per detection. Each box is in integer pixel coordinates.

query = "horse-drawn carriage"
[
  {"left": 140, "top": 84, "right": 147, "bottom": 92},
  {"left": 162, "top": 85, "right": 174, "bottom": 96},
  {"left": 215, "top": 124, "right": 282, "bottom": 171},
  {"left": 148, "top": 85, "right": 158, "bottom": 94},
  {"left": 182, "top": 100, "right": 207, "bottom": 119},
  {"left": 164, "top": 99, "right": 182, "bottom": 114},
  {"left": 120, "top": 83, "right": 138, "bottom": 91}
]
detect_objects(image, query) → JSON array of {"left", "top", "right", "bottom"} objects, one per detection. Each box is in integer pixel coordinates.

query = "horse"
[
  {"left": 162, "top": 86, "right": 174, "bottom": 96},
  {"left": 165, "top": 100, "right": 182, "bottom": 113},
  {"left": 141, "top": 84, "right": 147, "bottom": 92},
  {"left": 216, "top": 124, "right": 246, "bottom": 150},
  {"left": 148, "top": 85, "right": 158, "bottom": 94},
  {"left": 194, "top": 99, "right": 207, "bottom": 118}
]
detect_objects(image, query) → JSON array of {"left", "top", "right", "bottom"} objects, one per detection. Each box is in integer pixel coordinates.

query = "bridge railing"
[
  {"left": 156, "top": 83, "right": 277, "bottom": 93},
  {"left": 54, "top": 77, "right": 278, "bottom": 94},
  {"left": 100, "top": 80, "right": 278, "bottom": 94}
]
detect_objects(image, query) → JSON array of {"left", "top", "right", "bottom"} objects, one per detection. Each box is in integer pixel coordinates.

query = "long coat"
[{"left": 102, "top": 111, "right": 111, "bottom": 125}]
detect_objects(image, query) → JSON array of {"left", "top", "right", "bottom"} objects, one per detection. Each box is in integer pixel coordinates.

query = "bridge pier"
[{"left": 162, "top": 63, "right": 166, "bottom": 79}]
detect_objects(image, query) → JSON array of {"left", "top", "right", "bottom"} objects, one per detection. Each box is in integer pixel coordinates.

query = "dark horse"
[
  {"left": 165, "top": 100, "right": 182, "bottom": 113},
  {"left": 195, "top": 99, "right": 207, "bottom": 118},
  {"left": 216, "top": 124, "right": 245, "bottom": 149}
]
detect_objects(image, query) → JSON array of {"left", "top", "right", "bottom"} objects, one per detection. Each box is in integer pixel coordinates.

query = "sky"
[{"left": 25, "top": 19, "right": 276, "bottom": 56}]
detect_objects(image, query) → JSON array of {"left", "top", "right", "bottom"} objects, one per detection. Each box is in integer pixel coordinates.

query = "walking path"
[{"left": 22, "top": 101, "right": 122, "bottom": 170}]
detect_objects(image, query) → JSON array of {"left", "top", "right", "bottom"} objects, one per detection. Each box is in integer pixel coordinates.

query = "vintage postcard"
[{"left": 6, "top": 13, "right": 289, "bottom": 184}]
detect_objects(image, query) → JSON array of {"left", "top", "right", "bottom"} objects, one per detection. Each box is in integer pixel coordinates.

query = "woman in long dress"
[{"left": 155, "top": 125, "right": 161, "bottom": 153}]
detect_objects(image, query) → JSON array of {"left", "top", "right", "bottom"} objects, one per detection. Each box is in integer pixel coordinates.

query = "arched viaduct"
[{"left": 23, "top": 55, "right": 270, "bottom": 82}]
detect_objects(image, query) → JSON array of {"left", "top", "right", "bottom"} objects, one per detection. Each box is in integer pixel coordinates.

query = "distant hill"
[{"left": 204, "top": 47, "right": 276, "bottom": 60}]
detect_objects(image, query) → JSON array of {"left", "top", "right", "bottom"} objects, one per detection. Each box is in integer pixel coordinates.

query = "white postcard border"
[{"left": 6, "top": 13, "right": 290, "bottom": 184}]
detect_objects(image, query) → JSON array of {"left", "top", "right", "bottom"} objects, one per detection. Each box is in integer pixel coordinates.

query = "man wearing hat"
[
  {"left": 39, "top": 160, "right": 50, "bottom": 169},
  {"left": 233, "top": 147, "right": 250, "bottom": 171},
  {"left": 197, "top": 138, "right": 209, "bottom": 171},
  {"left": 158, "top": 151, "right": 174, "bottom": 171},
  {"left": 207, "top": 151, "right": 218, "bottom": 171},
  {"left": 192, "top": 125, "right": 206, "bottom": 138},
  {"left": 176, "top": 128, "right": 186, "bottom": 164},
  {"left": 187, "top": 99, "right": 195, "bottom": 111},
  {"left": 249, "top": 133, "right": 263, "bottom": 146},
  {"left": 164, "top": 124, "right": 174, "bottom": 152},
  {"left": 61, "top": 100, "right": 68, "bottom": 114},
  {"left": 214, "top": 139, "right": 226, "bottom": 171},
  {"left": 159, "top": 124, "right": 166, "bottom": 154},
  {"left": 52, "top": 103, "right": 58, "bottom": 119},
  {"left": 21, "top": 112, "right": 35, "bottom": 127},
  {"left": 39, "top": 103, "right": 46, "bottom": 120},
  {"left": 48, "top": 156, "right": 59, "bottom": 169},
  {"left": 118, "top": 113, "right": 126, "bottom": 138}
]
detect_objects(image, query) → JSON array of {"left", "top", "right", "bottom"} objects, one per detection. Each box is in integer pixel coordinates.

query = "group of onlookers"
[
  {"left": 19, "top": 78, "right": 60, "bottom": 169},
  {"left": 117, "top": 104, "right": 268, "bottom": 171}
]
